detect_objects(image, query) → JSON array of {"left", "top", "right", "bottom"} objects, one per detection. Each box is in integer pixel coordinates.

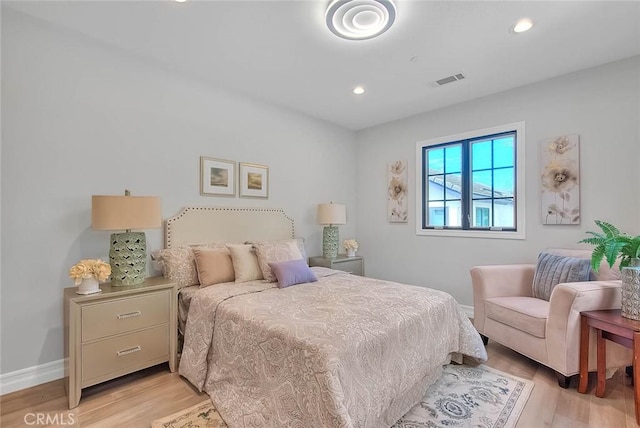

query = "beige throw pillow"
[
  {"left": 192, "top": 248, "right": 235, "bottom": 288},
  {"left": 152, "top": 244, "right": 227, "bottom": 289},
  {"left": 227, "top": 244, "right": 264, "bottom": 282}
]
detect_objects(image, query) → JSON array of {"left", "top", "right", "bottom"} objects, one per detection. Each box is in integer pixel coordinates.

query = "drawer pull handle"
[
  {"left": 117, "top": 311, "right": 141, "bottom": 320},
  {"left": 117, "top": 346, "right": 141, "bottom": 357}
]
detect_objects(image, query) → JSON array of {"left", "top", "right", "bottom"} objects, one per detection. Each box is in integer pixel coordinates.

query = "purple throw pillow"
[{"left": 269, "top": 258, "right": 318, "bottom": 288}]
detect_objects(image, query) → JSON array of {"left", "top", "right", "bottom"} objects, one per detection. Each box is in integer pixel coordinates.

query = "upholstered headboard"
[{"left": 165, "top": 206, "right": 294, "bottom": 248}]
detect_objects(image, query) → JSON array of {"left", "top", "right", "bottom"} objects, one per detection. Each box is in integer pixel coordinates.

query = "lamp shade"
[
  {"left": 92, "top": 195, "right": 161, "bottom": 231},
  {"left": 317, "top": 203, "right": 346, "bottom": 225}
]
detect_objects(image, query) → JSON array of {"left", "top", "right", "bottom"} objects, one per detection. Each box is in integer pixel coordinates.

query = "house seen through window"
[{"left": 416, "top": 122, "right": 525, "bottom": 239}]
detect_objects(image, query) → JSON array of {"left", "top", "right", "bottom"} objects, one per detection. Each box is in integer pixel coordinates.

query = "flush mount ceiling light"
[
  {"left": 353, "top": 86, "right": 365, "bottom": 95},
  {"left": 512, "top": 17, "right": 534, "bottom": 33},
  {"left": 326, "top": 0, "right": 396, "bottom": 41}
]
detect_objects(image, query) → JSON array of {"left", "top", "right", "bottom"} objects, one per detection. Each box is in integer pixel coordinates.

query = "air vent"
[{"left": 434, "top": 73, "right": 465, "bottom": 86}]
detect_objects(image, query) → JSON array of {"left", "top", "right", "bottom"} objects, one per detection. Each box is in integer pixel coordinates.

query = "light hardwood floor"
[{"left": 1, "top": 340, "right": 637, "bottom": 427}]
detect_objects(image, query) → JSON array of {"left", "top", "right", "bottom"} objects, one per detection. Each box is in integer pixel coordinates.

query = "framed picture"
[
  {"left": 388, "top": 160, "right": 408, "bottom": 223},
  {"left": 239, "top": 162, "right": 269, "bottom": 199},
  {"left": 200, "top": 157, "right": 236, "bottom": 197},
  {"left": 540, "top": 135, "right": 580, "bottom": 225}
]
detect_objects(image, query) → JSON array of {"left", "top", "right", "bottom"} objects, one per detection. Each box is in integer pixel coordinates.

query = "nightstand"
[
  {"left": 64, "top": 276, "right": 177, "bottom": 409},
  {"left": 308, "top": 255, "right": 364, "bottom": 276}
]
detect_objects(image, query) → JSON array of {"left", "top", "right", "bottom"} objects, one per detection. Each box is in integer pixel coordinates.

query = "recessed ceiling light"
[
  {"left": 326, "top": 0, "right": 396, "bottom": 41},
  {"left": 512, "top": 18, "right": 534, "bottom": 33},
  {"left": 175, "top": 0, "right": 187, "bottom": 3},
  {"left": 353, "top": 86, "right": 365, "bottom": 95}
]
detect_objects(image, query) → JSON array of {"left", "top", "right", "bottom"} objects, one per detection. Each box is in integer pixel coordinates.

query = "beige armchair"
[{"left": 471, "top": 249, "right": 632, "bottom": 388}]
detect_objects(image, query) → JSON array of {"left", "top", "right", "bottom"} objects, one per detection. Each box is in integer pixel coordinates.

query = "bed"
[{"left": 159, "top": 207, "right": 487, "bottom": 428}]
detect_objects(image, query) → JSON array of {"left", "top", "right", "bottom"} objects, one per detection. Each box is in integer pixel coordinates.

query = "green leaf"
[
  {"left": 578, "top": 236, "right": 604, "bottom": 246},
  {"left": 594, "top": 220, "right": 620, "bottom": 238},
  {"left": 604, "top": 241, "right": 626, "bottom": 268},
  {"left": 590, "top": 244, "right": 606, "bottom": 272}
]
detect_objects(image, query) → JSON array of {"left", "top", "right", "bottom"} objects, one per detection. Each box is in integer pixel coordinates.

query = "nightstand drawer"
[
  {"left": 81, "top": 324, "right": 169, "bottom": 385},
  {"left": 82, "top": 291, "right": 169, "bottom": 341}
]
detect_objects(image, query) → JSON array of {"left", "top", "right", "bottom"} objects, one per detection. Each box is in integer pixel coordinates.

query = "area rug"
[
  {"left": 392, "top": 364, "right": 533, "bottom": 428},
  {"left": 151, "top": 401, "right": 227, "bottom": 428},
  {"left": 152, "top": 364, "right": 533, "bottom": 428}
]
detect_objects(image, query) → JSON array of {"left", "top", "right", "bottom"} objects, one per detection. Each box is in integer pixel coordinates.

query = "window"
[
  {"left": 415, "top": 122, "right": 525, "bottom": 239},
  {"left": 475, "top": 207, "right": 490, "bottom": 227},
  {"left": 428, "top": 207, "right": 448, "bottom": 226}
]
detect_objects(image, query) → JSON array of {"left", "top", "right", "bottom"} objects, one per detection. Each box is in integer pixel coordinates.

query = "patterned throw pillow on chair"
[{"left": 532, "top": 252, "right": 592, "bottom": 301}]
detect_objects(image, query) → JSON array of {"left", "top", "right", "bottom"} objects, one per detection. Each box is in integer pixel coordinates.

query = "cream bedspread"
[{"left": 180, "top": 270, "right": 487, "bottom": 427}]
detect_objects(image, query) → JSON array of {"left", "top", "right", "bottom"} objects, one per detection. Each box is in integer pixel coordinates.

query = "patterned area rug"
[
  {"left": 151, "top": 400, "right": 227, "bottom": 428},
  {"left": 392, "top": 364, "right": 533, "bottom": 428},
  {"left": 152, "top": 364, "right": 533, "bottom": 428}
]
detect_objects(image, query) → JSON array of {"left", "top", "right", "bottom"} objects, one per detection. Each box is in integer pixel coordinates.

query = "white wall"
[
  {"left": 355, "top": 56, "right": 640, "bottom": 306},
  {"left": 0, "top": 9, "right": 357, "bottom": 375}
]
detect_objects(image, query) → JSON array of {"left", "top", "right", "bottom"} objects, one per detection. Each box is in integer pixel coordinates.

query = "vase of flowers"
[
  {"left": 69, "top": 259, "right": 111, "bottom": 295},
  {"left": 344, "top": 239, "right": 358, "bottom": 257}
]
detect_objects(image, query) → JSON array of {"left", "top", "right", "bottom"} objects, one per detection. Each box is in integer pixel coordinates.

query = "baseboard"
[
  {"left": 0, "top": 359, "right": 64, "bottom": 395},
  {"left": 459, "top": 304, "right": 474, "bottom": 320}
]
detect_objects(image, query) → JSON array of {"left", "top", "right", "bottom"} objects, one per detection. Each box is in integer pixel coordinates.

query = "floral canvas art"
[
  {"left": 541, "top": 135, "right": 580, "bottom": 225},
  {"left": 388, "top": 160, "right": 408, "bottom": 223}
]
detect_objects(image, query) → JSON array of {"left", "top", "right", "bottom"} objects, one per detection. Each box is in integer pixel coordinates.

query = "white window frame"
[{"left": 415, "top": 121, "right": 526, "bottom": 240}]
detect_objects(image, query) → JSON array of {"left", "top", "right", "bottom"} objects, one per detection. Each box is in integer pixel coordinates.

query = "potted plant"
[
  {"left": 580, "top": 220, "right": 640, "bottom": 319},
  {"left": 579, "top": 220, "right": 640, "bottom": 272}
]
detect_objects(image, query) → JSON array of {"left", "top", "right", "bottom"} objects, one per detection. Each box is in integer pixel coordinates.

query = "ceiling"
[{"left": 6, "top": 1, "right": 640, "bottom": 130}]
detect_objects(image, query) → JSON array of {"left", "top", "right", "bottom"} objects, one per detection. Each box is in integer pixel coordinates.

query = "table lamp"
[
  {"left": 317, "top": 202, "right": 346, "bottom": 259},
  {"left": 91, "top": 190, "right": 161, "bottom": 286}
]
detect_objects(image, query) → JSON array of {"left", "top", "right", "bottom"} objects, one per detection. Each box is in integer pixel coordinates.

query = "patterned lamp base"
[
  {"left": 109, "top": 231, "right": 147, "bottom": 286},
  {"left": 322, "top": 226, "right": 339, "bottom": 259}
]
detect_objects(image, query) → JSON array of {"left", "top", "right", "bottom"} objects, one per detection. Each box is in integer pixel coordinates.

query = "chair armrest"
[
  {"left": 547, "top": 280, "right": 623, "bottom": 375},
  {"left": 470, "top": 264, "right": 535, "bottom": 333}
]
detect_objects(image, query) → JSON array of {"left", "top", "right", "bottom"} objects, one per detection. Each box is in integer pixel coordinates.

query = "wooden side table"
[
  {"left": 308, "top": 255, "right": 364, "bottom": 276},
  {"left": 578, "top": 309, "right": 640, "bottom": 424}
]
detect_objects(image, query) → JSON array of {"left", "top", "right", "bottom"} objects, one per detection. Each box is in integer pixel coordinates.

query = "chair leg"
[
  {"left": 480, "top": 334, "right": 489, "bottom": 346},
  {"left": 556, "top": 372, "right": 571, "bottom": 388}
]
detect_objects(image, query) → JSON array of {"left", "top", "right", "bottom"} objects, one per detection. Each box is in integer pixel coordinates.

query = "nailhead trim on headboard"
[{"left": 165, "top": 206, "right": 295, "bottom": 248}]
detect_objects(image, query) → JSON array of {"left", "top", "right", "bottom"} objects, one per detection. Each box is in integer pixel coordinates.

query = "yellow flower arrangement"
[
  {"left": 343, "top": 239, "right": 359, "bottom": 251},
  {"left": 69, "top": 259, "right": 111, "bottom": 285}
]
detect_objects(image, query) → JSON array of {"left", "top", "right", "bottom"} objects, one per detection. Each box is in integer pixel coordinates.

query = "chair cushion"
[
  {"left": 532, "top": 252, "right": 591, "bottom": 301},
  {"left": 485, "top": 297, "right": 549, "bottom": 338}
]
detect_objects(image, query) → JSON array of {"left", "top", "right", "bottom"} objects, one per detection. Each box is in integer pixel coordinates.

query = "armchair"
[{"left": 471, "top": 249, "right": 632, "bottom": 388}]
